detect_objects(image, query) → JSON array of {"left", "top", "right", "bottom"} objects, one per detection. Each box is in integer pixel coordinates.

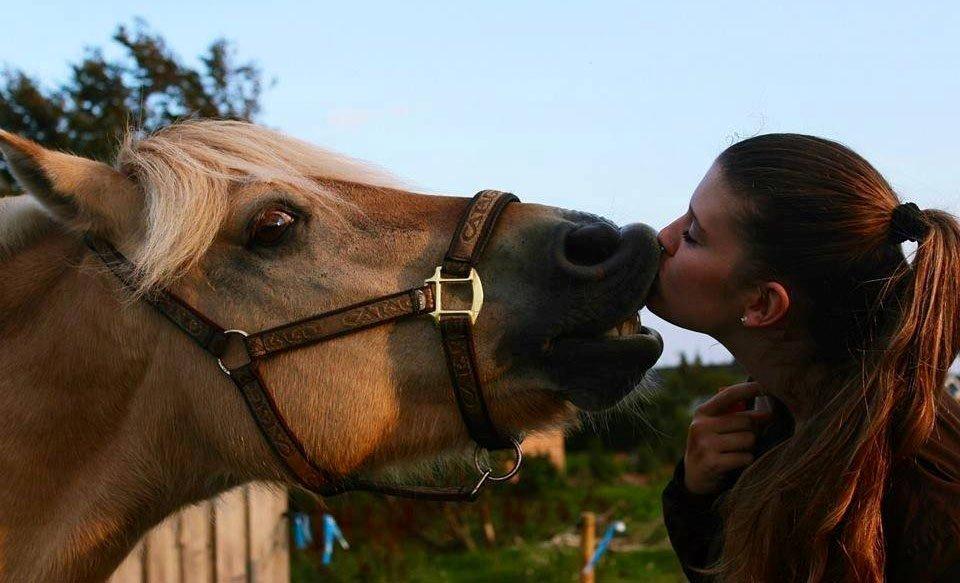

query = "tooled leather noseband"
[{"left": 85, "top": 190, "right": 523, "bottom": 501}]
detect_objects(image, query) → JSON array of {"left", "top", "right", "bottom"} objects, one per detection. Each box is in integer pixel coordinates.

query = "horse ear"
[{"left": 0, "top": 130, "right": 141, "bottom": 238}]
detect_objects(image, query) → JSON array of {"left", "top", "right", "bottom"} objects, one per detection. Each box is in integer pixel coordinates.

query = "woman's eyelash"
[{"left": 682, "top": 229, "right": 698, "bottom": 244}]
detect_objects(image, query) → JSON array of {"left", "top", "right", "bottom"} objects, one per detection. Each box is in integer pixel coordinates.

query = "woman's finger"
[
  {"left": 714, "top": 431, "right": 757, "bottom": 453},
  {"left": 698, "top": 382, "right": 765, "bottom": 416},
  {"left": 705, "top": 410, "right": 773, "bottom": 434},
  {"left": 710, "top": 452, "right": 755, "bottom": 473}
]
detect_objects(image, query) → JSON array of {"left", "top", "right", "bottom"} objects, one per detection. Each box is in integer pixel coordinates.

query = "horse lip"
[
  {"left": 551, "top": 325, "right": 663, "bottom": 354},
  {"left": 545, "top": 325, "right": 664, "bottom": 411}
]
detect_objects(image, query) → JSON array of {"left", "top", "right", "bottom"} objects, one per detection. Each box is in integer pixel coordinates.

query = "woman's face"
[{"left": 646, "top": 162, "right": 750, "bottom": 335}]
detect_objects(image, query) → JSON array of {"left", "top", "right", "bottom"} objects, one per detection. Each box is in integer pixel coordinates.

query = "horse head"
[{"left": 0, "top": 119, "right": 662, "bottom": 518}]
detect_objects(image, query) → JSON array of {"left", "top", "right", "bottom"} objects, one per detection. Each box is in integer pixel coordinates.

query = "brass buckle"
[{"left": 424, "top": 266, "right": 484, "bottom": 325}]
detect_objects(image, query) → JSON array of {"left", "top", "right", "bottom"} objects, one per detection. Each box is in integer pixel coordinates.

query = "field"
[{"left": 290, "top": 455, "right": 686, "bottom": 582}]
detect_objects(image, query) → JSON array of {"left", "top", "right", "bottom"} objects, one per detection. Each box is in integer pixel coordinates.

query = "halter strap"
[
  {"left": 442, "top": 189, "right": 518, "bottom": 277},
  {"left": 244, "top": 286, "right": 435, "bottom": 358},
  {"left": 83, "top": 190, "right": 520, "bottom": 501},
  {"left": 439, "top": 190, "right": 518, "bottom": 451},
  {"left": 83, "top": 236, "right": 232, "bottom": 357}
]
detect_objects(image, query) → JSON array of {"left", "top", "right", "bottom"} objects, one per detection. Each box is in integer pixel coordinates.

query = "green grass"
[
  {"left": 290, "top": 454, "right": 686, "bottom": 582},
  {"left": 294, "top": 543, "right": 684, "bottom": 582}
]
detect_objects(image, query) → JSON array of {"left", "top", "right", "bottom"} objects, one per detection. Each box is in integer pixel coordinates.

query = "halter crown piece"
[{"left": 889, "top": 202, "right": 930, "bottom": 244}]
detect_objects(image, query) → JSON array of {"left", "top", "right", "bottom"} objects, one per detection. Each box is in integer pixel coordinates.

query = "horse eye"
[{"left": 250, "top": 209, "right": 297, "bottom": 247}]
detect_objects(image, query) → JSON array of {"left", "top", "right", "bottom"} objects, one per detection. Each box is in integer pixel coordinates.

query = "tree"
[{"left": 0, "top": 20, "right": 266, "bottom": 189}]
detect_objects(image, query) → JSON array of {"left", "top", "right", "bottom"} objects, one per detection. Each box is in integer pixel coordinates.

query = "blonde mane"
[{"left": 117, "top": 120, "right": 401, "bottom": 293}]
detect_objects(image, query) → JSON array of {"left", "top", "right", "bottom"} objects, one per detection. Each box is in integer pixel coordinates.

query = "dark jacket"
[{"left": 661, "top": 392, "right": 960, "bottom": 582}]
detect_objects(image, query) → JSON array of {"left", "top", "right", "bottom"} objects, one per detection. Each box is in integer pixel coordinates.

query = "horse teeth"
[{"left": 601, "top": 313, "right": 642, "bottom": 338}]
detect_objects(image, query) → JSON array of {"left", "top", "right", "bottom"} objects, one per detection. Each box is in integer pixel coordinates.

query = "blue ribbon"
[
  {"left": 292, "top": 512, "right": 313, "bottom": 550},
  {"left": 322, "top": 513, "right": 350, "bottom": 565},
  {"left": 584, "top": 520, "right": 626, "bottom": 574}
]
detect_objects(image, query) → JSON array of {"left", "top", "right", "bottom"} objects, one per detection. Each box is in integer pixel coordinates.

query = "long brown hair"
[{"left": 713, "top": 134, "right": 960, "bottom": 581}]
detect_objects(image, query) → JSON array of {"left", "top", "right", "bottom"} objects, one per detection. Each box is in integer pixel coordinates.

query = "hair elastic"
[{"left": 889, "top": 202, "right": 929, "bottom": 244}]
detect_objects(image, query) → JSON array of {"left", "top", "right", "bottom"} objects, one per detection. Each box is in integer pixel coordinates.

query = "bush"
[
  {"left": 634, "top": 446, "right": 665, "bottom": 474},
  {"left": 513, "top": 455, "right": 565, "bottom": 496},
  {"left": 586, "top": 438, "right": 622, "bottom": 482}
]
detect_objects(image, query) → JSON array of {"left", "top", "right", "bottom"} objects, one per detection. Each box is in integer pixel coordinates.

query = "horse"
[{"left": 0, "top": 120, "right": 663, "bottom": 581}]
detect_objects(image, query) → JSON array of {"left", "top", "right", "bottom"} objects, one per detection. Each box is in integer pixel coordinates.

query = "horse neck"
[{"left": 0, "top": 229, "right": 256, "bottom": 582}]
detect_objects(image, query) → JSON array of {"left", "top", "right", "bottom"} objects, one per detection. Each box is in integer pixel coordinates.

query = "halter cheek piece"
[{"left": 85, "top": 190, "right": 522, "bottom": 502}]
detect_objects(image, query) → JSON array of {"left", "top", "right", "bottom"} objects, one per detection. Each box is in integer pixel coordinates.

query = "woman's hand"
[{"left": 683, "top": 382, "right": 772, "bottom": 496}]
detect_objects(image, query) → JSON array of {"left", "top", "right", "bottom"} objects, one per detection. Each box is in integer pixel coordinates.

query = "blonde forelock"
[{"left": 115, "top": 120, "right": 400, "bottom": 294}]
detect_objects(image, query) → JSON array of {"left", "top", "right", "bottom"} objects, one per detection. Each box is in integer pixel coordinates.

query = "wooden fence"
[{"left": 109, "top": 484, "right": 289, "bottom": 583}]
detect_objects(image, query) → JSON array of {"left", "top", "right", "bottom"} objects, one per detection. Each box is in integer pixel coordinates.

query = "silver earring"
[{"left": 740, "top": 316, "right": 747, "bottom": 325}]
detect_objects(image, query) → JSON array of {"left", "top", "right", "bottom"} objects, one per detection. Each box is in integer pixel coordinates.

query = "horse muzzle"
[{"left": 534, "top": 220, "right": 665, "bottom": 410}]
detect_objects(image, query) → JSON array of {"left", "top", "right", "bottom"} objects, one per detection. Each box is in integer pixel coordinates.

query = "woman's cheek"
[{"left": 663, "top": 257, "right": 686, "bottom": 288}]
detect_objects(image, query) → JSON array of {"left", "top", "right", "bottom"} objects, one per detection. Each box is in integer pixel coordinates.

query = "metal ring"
[
  {"left": 217, "top": 329, "right": 250, "bottom": 375},
  {"left": 473, "top": 437, "right": 523, "bottom": 482}
]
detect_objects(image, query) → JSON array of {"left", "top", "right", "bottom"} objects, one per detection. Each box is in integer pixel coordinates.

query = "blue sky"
[{"left": 3, "top": 1, "right": 958, "bottom": 365}]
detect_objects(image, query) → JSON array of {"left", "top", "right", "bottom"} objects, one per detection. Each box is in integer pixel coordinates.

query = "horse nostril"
[{"left": 564, "top": 222, "right": 622, "bottom": 266}]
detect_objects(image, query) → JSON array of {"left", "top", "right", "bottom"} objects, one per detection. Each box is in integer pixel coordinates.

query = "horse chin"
[{"left": 545, "top": 325, "right": 663, "bottom": 411}]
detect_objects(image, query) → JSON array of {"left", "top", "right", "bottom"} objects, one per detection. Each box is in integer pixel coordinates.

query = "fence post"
[{"left": 580, "top": 511, "right": 595, "bottom": 583}]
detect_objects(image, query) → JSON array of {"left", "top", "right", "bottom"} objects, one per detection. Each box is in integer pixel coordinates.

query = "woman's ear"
[
  {"left": 0, "top": 130, "right": 141, "bottom": 238},
  {"left": 742, "top": 281, "right": 790, "bottom": 328}
]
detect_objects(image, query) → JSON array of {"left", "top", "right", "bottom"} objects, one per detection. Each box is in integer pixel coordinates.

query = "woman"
[{"left": 648, "top": 134, "right": 960, "bottom": 581}]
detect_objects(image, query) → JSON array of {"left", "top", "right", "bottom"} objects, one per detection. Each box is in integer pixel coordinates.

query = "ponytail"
[{"left": 886, "top": 209, "right": 960, "bottom": 458}]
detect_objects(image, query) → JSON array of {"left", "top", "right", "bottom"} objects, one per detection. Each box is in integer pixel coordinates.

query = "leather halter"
[{"left": 84, "top": 190, "right": 522, "bottom": 502}]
